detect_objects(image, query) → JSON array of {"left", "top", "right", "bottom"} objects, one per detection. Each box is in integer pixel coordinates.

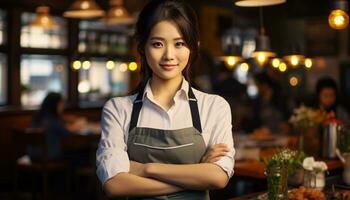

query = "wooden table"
[{"left": 234, "top": 159, "right": 343, "bottom": 179}]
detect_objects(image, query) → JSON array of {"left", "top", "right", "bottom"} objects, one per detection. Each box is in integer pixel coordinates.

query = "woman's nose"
[{"left": 163, "top": 46, "right": 175, "bottom": 60}]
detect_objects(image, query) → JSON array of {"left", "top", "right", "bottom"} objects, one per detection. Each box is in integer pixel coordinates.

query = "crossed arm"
[{"left": 103, "top": 144, "right": 230, "bottom": 198}]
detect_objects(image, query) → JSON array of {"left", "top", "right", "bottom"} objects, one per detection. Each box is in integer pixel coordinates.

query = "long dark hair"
[
  {"left": 32, "top": 92, "right": 63, "bottom": 126},
  {"left": 133, "top": 0, "right": 200, "bottom": 90}
]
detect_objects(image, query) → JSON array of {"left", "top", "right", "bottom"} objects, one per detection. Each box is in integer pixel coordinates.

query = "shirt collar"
[{"left": 142, "top": 77, "right": 190, "bottom": 101}]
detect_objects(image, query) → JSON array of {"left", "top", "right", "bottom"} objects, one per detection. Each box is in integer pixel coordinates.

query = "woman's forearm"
[
  {"left": 104, "top": 172, "right": 183, "bottom": 198},
  {"left": 145, "top": 163, "right": 229, "bottom": 190}
]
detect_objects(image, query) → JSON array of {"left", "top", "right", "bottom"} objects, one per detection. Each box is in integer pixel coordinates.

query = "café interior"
[{"left": 0, "top": 0, "right": 350, "bottom": 199}]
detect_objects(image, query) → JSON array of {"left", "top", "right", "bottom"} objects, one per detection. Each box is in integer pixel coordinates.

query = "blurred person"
[
  {"left": 30, "top": 92, "right": 86, "bottom": 162},
  {"left": 212, "top": 63, "right": 250, "bottom": 132},
  {"left": 315, "top": 76, "right": 350, "bottom": 124},
  {"left": 250, "top": 72, "right": 290, "bottom": 135}
]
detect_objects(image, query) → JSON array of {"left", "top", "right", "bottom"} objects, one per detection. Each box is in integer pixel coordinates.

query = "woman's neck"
[{"left": 149, "top": 76, "right": 183, "bottom": 110}]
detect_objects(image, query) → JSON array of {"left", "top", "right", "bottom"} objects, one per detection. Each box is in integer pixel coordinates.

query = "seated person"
[
  {"left": 30, "top": 92, "right": 86, "bottom": 163},
  {"left": 314, "top": 76, "right": 350, "bottom": 125}
]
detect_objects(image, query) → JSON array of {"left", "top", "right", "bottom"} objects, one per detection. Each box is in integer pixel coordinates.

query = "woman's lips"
[{"left": 160, "top": 64, "right": 178, "bottom": 71}]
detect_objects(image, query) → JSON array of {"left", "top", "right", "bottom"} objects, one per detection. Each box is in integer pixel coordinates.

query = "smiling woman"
[
  {"left": 145, "top": 20, "right": 190, "bottom": 83},
  {"left": 96, "top": 1, "right": 235, "bottom": 199}
]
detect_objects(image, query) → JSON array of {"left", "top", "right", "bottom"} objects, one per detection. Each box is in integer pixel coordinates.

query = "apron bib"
[{"left": 127, "top": 85, "right": 208, "bottom": 200}]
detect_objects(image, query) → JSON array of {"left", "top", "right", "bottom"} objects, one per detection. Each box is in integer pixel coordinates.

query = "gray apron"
[{"left": 127, "top": 84, "right": 208, "bottom": 200}]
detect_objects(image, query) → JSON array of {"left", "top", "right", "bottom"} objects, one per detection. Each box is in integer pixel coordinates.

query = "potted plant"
[
  {"left": 289, "top": 105, "right": 334, "bottom": 157},
  {"left": 262, "top": 149, "right": 298, "bottom": 200}
]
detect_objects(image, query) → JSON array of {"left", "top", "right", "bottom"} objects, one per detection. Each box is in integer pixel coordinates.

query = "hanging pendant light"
[
  {"left": 63, "top": 0, "right": 105, "bottom": 19},
  {"left": 251, "top": 8, "right": 276, "bottom": 66},
  {"left": 235, "top": 0, "right": 286, "bottom": 7},
  {"left": 220, "top": 32, "right": 243, "bottom": 69},
  {"left": 104, "top": 0, "right": 135, "bottom": 25},
  {"left": 328, "top": 0, "right": 349, "bottom": 30},
  {"left": 30, "top": 6, "right": 57, "bottom": 29},
  {"left": 283, "top": 43, "right": 305, "bottom": 68}
]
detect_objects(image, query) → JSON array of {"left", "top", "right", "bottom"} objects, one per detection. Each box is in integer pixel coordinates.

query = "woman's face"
[
  {"left": 319, "top": 87, "right": 336, "bottom": 109},
  {"left": 145, "top": 20, "right": 190, "bottom": 81}
]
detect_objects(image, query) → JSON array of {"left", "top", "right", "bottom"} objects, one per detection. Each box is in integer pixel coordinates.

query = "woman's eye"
[
  {"left": 152, "top": 42, "right": 163, "bottom": 48},
  {"left": 175, "top": 42, "right": 185, "bottom": 48}
]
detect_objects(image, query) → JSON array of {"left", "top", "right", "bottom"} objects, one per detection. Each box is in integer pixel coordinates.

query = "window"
[
  {"left": 0, "top": 10, "right": 6, "bottom": 45},
  {"left": 20, "top": 12, "right": 67, "bottom": 49},
  {"left": 20, "top": 55, "right": 67, "bottom": 106},
  {"left": 78, "top": 58, "right": 130, "bottom": 106},
  {"left": 0, "top": 53, "right": 6, "bottom": 105},
  {"left": 78, "top": 20, "right": 131, "bottom": 55}
]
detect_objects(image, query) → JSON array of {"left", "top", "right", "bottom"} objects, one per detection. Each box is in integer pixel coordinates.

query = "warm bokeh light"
[
  {"left": 119, "top": 63, "right": 128, "bottom": 72},
  {"left": 278, "top": 62, "right": 287, "bottom": 72},
  {"left": 82, "top": 60, "right": 91, "bottom": 70},
  {"left": 240, "top": 63, "right": 249, "bottom": 72},
  {"left": 290, "top": 56, "right": 299, "bottom": 66},
  {"left": 106, "top": 60, "right": 115, "bottom": 70},
  {"left": 328, "top": 9, "right": 349, "bottom": 30},
  {"left": 257, "top": 53, "right": 267, "bottom": 65},
  {"left": 72, "top": 60, "right": 81, "bottom": 70},
  {"left": 304, "top": 58, "right": 313, "bottom": 68},
  {"left": 78, "top": 80, "right": 91, "bottom": 93},
  {"left": 272, "top": 58, "right": 280, "bottom": 68},
  {"left": 128, "top": 62, "right": 138, "bottom": 71},
  {"left": 225, "top": 56, "right": 240, "bottom": 69},
  {"left": 289, "top": 76, "right": 298, "bottom": 86}
]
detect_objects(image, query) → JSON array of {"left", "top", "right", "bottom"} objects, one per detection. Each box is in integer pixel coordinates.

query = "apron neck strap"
[
  {"left": 129, "top": 84, "right": 202, "bottom": 133},
  {"left": 188, "top": 87, "right": 202, "bottom": 133}
]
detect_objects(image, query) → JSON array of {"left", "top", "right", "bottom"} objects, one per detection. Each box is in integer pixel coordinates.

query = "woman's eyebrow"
[{"left": 149, "top": 37, "right": 184, "bottom": 41}]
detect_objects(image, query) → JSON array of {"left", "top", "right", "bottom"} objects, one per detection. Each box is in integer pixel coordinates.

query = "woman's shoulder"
[
  {"left": 192, "top": 87, "right": 230, "bottom": 108},
  {"left": 103, "top": 94, "right": 137, "bottom": 111}
]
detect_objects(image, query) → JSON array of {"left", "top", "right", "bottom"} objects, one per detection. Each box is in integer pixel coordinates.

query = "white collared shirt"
[{"left": 96, "top": 79, "right": 235, "bottom": 185}]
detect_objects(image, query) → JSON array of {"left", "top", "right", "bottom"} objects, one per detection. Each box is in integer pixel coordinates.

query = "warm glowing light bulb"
[
  {"left": 257, "top": 53, "right": 266, "bottom": 64},
  {"left": 82, "top": 61, "right": 91, "bottom": 70},
  {"left": 128, "top": 62, "right": 138, "bottom": 71},
  {"left": 279, "top": 62, "right": 287, "bottom": 72},
  {"left": 272, "top": 58, "right": 280, "bottom": 68},
  {"left": 119, "top": 63, "right": 128, "bottom": 72},
  {"left": 329, "top": 9, "right": 349, "bottom": 30},
  {"left": 290, "top": 56, "right": 299, "bottom": 66},
  {"left": 240, "top": 63, "right": 249, "bottom": 72},
  {"left": 106, "top": 60, "right": 115, "bottom": 70},
  {"left": 72, "top": 60, "right": 81, "bottom": 70},
  {"left": 226, "top": 56, "right": 238, "bottom": 68},
  {"left": 304, "top": 58, "right": 313, "bottom": 68},
  {"left": 289, "top": 76, "right": 298, "bottom": 86}
]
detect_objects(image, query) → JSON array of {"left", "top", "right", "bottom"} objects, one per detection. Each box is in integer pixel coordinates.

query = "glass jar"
[
  {"left": 266, "top": 165, "right": 288, "bottom": 200},
  {"left": 303, "top": 169, "right": 325, "bottom": 190}
]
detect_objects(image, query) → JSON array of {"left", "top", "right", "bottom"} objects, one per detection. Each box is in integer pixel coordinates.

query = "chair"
[{"left": 12, "top": 128, "right": 69, "bottom": 200}]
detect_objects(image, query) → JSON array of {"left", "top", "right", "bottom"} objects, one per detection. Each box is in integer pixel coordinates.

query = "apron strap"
[
  {"left": 129, "top": 84, "right": 145, "bottom": 132},
  {"left": 188, "top": 87, "right": 202, "bottom": 133},
  {"left": 129, "top": 83, "right": 202, "bottom": 133}
]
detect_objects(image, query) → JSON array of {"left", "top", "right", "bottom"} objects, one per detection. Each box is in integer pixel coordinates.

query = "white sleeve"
[
  {"left": 209, "top": 96, "right": 235, "bottom": 178},
  {"left": 96, "top": 99, "right": 130, "bottom": 185}
]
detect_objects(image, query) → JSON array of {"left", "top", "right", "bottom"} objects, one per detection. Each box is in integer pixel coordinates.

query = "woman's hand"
[
  {"left": 201, "top": 143, "right": 229, "bottom": 163},
  {"left": 129, "top": 161, "right": 147, "bottom": 177}
]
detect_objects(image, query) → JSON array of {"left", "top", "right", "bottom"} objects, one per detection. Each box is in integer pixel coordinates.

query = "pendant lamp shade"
[
  {"left": 30, "top": 6, "right": 57, "bottom": 29},
  {"left": 104, "top": 0, "right": 135, "bottom": 25},
  {"left": 252, "top": 34, "right": 276, "bottom": 65},
  {"left": 235, "top": 0, "right": 286, "bottom": 7},
  {"left": 63, "top": 0, "right": 105, "bottom": 19},
  {"left": 283, "top": 43, "right": 305, "bottom": 67}
]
